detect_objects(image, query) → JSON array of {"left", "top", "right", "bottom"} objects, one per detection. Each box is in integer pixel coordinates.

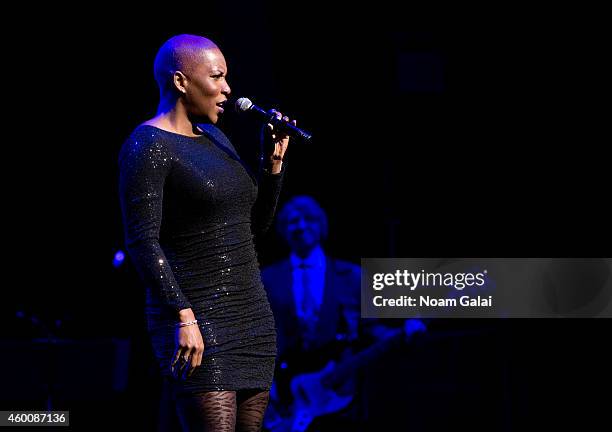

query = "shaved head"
[{"left": 154, "top": 34, "right": 219, "bottom": 95}]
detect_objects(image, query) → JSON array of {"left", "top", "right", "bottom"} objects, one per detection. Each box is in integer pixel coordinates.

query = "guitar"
[{"left": 265, "top": 319, "right": 427, "bottom": 432}]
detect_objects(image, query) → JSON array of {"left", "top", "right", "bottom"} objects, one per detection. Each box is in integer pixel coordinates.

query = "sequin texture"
[{"left": 118, "top": 124, "right": 283, "bottom": 393}]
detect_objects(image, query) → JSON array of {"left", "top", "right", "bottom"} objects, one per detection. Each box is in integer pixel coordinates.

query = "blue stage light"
[{"left": 113, "top": 250, "right": 125, "bottom": 267}]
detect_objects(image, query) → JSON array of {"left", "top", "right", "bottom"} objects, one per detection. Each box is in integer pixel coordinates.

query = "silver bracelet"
[{"left": 177, "top": 319, "right": 198, "bottom": 327}]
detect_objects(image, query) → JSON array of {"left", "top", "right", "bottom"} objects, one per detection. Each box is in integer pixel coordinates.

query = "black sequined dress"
[{"left": 119, "top": 124, "right": 282, "bottom": 394}]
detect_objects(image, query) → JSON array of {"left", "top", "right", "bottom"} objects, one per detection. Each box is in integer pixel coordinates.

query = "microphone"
[{"left": 234, "top": 97, "right": 312, "bottom": 143}]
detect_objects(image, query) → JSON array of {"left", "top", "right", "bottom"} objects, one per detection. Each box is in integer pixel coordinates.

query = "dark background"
[{"left": 3, "top": 3, "right": 610, "bottom": 430}]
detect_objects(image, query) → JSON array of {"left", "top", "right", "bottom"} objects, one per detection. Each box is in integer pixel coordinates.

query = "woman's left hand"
[{"left": 267, "top": 110, "right": 295, "bottom": 174}]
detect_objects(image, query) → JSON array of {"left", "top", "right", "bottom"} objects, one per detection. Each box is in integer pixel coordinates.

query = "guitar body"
[
  {"left": 269, "top": 361, "right": 354, "bottom": 432},
  {"left": 265, "top": 320, "right": 427, "bottom": 432}
]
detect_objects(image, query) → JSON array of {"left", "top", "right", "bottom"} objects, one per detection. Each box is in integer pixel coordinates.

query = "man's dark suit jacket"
[{"left": 261, "top": 257, "right": 361, "bottom": 358}]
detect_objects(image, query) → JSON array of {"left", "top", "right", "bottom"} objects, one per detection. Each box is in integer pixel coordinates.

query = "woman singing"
[{"left": 118, "top": 34, "right": 295, "bottom": 431}]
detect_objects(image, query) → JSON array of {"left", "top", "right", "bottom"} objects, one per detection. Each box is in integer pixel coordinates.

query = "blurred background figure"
[
  {"left": 262, "top": 195, "right": 362, "bottom": 431},
  {"left": 261, "top": 196, "right": 424, "bottom": 431}
]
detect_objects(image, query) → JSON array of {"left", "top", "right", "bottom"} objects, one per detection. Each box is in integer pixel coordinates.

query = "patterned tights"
[{"left": 173, "top": 389, "right": 270, "bottom": 432}]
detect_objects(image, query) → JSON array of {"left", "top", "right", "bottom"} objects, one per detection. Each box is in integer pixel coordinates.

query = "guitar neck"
[
  {"left": 321, "top": 327, "right": 488, "bottom": 389},
  {"left": 323, "top": 329, "right": 404, "bottom": 388}
]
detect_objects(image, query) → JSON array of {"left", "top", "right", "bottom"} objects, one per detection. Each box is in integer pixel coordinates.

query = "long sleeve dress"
[{"left": 118, "top": 124, "right": 283, "bottom": 395}]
